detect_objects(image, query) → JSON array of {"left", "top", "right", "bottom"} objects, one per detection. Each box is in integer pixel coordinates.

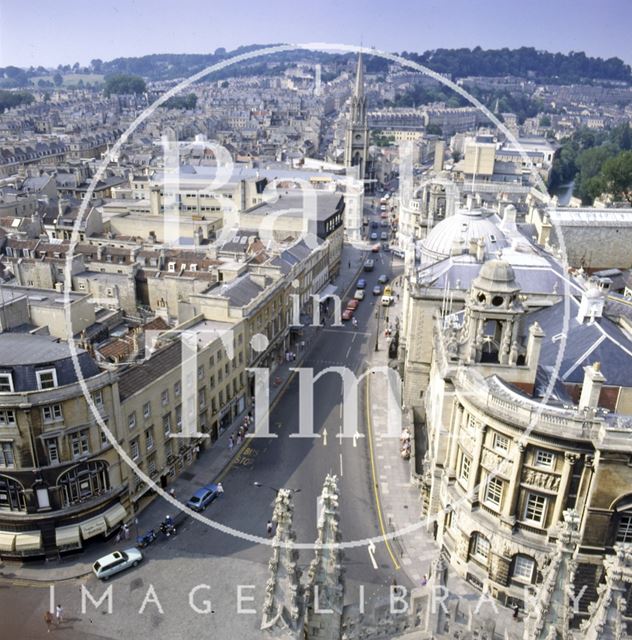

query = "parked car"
[
  {"left": 356, "top": 278, "right": 367, "bottom": 289},
  {"left": 93, "top": 548, "right": 143, "bottom": 580},
  {"left": 354, "top": 289, "right": 365, "bottom": 300},
  {"left": 372, "top": 285, "right": 383, "bottom": 295},
  {"left": 186, "top": 483, "right": 220, "bottom": 512},
  {"left": 378, "top": 274, "right": 389, "bottom": 284},
  {"left": 380, "top": 232, "right": 388, "bottom": 241},
  {"left": 342, "top": 308, "right": 354, "bottom": 321},
  {"left": 371, "top": 221, "right": 379, "bottom": 229},
  {"left": 364, "top": 259, "right": 375, "bottom": 271},
  {"left": 370, "top": 232, "right": 378, "bottom": 241},
  {"left": 346, "top": 299, "right": 360, "bottom": 311},
  {"left": 382, "top": 285, "right": 394, "bottom": 306},
  {"left": 371, "top": 244, "right": 381, "bottom": 253}
]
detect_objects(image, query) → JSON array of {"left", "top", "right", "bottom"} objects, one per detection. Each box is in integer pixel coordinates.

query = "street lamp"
[{"left": 253, "top": 482, "right": 301, "bottom": 495}]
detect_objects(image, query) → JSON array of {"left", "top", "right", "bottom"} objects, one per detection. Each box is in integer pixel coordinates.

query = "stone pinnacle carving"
[{"left": 261, "top": 489, "right": 304, "bottom": 637}]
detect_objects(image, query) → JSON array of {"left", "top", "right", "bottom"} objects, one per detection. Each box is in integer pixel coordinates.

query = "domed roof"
[
  {"left": 420, "top": 207, "right": 508, "bottom": 265},
  {"left": 473, "top": 259, "right": 521, "bottom": 293}
]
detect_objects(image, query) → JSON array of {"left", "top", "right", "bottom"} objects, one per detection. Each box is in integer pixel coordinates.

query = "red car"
[
  {"left": 341, "top": 309, "right": 354, "bottom": 321},
  {"left": 372, "top": 244, "right": 381, "bottom": 253},
  {"left": 346, "top": 300, "right": 360, "bottom": 311}
]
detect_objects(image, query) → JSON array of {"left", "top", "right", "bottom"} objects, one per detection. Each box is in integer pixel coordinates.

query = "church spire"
[{"left": 354, "top": 49, "right": 364, "bottom": 99}]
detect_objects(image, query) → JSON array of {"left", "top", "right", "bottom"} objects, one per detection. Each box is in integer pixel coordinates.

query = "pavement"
[
  {"left": 364, "top": 268, "right": 525, "bottom": 636},
  {"left": 0, "top": 242, "right": 370, "bottom": 586}
]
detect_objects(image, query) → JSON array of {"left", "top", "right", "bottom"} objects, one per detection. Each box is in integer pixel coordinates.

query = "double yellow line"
[{"left": 364, "top": 377, "right": 401, "bottom": 571}]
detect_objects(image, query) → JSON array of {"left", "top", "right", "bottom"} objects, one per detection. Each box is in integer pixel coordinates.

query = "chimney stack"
[{"left": 579, "top": 362, "right": 606, "bottom": 413}]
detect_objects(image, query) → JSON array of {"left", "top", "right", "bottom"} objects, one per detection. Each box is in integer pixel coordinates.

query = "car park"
[
  {"left": 93, "top": 548, "right": 143, "bottom": 580},
  {"left": 356, "top": 278, "right": 367, "bottom": 289},
  {"left": 372, "top": 285, "right": 383, "bottom": 295},
  {"left": 354, "top": 289, "right": 365, "bottom": 300},
  {"left": 186, "top": 483, "right": 220, "bottom": 512}
]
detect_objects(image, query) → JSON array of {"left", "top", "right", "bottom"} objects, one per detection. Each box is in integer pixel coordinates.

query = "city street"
[{"left": 0, "top": 212, "right": 409, "bottom": 639}]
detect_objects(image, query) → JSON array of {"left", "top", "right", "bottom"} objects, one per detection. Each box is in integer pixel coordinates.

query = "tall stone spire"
[
  {"left": 354, "top": 49, "right": 364, "bottom": 102},
  {"left": 523, "top": 509, "right": 580, "bottom": 640},
  {"left": 344, "top": 49, "right": 369, "bottom": 181},
  {"left": 580, "top": 545, "right": 632, "bottom": 640},
  {"left": 261, "top": 489, "right": 304, "bottom": 638},
  {"left": 303, "top": 474, "right": 345, "bottom": 640}
]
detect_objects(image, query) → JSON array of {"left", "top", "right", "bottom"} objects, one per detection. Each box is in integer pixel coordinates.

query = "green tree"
[
  {"left": 103, "top": 73, "right": 146, "bottom": 97},
  {"left": 539, "top": 115, "right": 551, "bottom": 127},
  {"left": 53, "top": 72, "right": 63, "bottom": 86},
  {"left": 597, "top": 151, "right": 632, "bottom": 204}
]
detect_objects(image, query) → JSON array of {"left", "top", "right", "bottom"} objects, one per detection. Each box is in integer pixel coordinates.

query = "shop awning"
[
  {"left": 55, "top": 525, "right": 81, "bottom": 547},
  {"left": 103, "top": 503, "right": 127, "bottom": 529},
  {"left": 80, "top": 516, "right": 106, "bottom": 539},
  {"left": 316, "top": 283, "right": 338, "bottom": 298},
  {"left": 0, "top": 531, "right": 16, "bottom": 552},
  {"left": 14, "top": 531, "right": 42, "bottom": 552}
]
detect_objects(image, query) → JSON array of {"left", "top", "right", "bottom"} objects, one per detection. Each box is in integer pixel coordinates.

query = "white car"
[
  {"left": 354, "top": 289, "right": 365, "bottom": 301},
  {"left": 93, "top": 547, "right": 143, "bottom": 580}
]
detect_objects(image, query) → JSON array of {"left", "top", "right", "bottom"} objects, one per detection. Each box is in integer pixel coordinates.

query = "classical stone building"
[
  {"left": 0, "top": 333, "right": 127, "bottom": 558},
  {"left": 420, "top": 254, "right": 632, "bottom": 619}
]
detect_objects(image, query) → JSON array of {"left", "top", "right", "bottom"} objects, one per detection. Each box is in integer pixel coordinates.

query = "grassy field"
[{"left": 30, "top": 73, "right": 104, "bottom": 87}]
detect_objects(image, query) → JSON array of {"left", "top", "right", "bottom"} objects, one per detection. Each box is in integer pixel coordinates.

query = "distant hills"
[{"left": 1, "top": 45, "right": 630, "bottom": 88}]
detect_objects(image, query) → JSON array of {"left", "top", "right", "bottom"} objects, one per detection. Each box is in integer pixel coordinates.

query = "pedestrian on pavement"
[
  {"left": 44, "top": 610, "right": 53, "bottom": 633},
  {"left": 122, "top": 523, "right": 130, "bottom": 540},
  {"left": 169, "top": 487, "right": 176, "bottom": 499},
  {"left": 420, "top": 574, "right": 428, "bottom": 586},
  {"left": 194, "top": 444, "right": 200, "bottom": 459},
  {"left": 267, "top": 520, "right": 273, "bottom": 536},
  {"left": 228, "top": 435, "right": 234, "bottom": 449},
  {"left": 513, "top": 604, "right": 520, "bottom": 619},
  {"left": 55, "top": 604, "right": 64, "bottom": 625},
  {"left": 115, "top": 529, "right": 122, "bottom": 543},
  {"left": 348, "top": 260, "right": 351, "bottom": 269},
  {"left": 217, "top": 482, "right": 224, "bottom": 497}
]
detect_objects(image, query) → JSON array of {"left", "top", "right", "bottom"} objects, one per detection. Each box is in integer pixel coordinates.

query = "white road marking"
[
  {"left": 367, "top": 541, "right": 378, "bottom": 570},
  {"left": 339, "top": 453, "right": 343, "bottom": 477}
]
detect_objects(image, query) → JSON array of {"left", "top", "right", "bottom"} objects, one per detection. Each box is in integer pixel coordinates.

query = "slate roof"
[
  {"left": 526, "top": 297, "right": 632, "bottom": 386},
  {"left": 118, "top": 341, "right": 181, "bottom": 400},
  {"left": 0, "top": 333, "right": 100, "bottom": 392}
]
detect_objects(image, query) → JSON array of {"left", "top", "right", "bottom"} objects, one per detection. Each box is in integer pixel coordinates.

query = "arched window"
[
  {"left": 57, "top": 460, "right": 109, "bottom": 507},
  {"left": 511, "top": 554, "right": 536, "bottom": 583},
  {"left": 0, "top": 474, "right": 26, "bottom": 511},
  {"left": 610, "top": 495, "right": 632, "bottom": 545},
  {"left": 469, "top": 532, "right": 491, "bottom": 566}
]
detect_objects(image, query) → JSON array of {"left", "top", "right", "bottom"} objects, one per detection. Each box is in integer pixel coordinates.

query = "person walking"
[
  {"left": 55, "top": 604, "right": 64, "bottom": 625},
  {"left": 169, "top": 488, "right": 176, "bottom": 499},
  {"left": 228, "top": 435, "right": 234, "bottom": 449},
  {"left": 217, "top": 482, "right": 224, "bottom": 497},
  {"left": 44, "top": 610, "right": 53, "bottom": 633},
  {"left": 122, "top": 523, "right": 130, "bottom": 540},
  {"left": 266, "top": 520, "right": 273, "bottom": 536}
]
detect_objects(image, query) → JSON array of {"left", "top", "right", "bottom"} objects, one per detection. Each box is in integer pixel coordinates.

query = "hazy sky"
[{"left": 1, "top": 0, "right": 631, "bottom": 68}]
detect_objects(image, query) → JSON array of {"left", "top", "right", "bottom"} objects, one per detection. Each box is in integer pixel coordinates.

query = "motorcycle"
[
  {"left": 159, "top": 519, "right": 177, "bottom": 537},
  {"left": 136, "top": 529, "right": 157, "bottom": 548}
]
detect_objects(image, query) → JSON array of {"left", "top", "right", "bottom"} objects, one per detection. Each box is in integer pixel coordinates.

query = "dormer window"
[
  {"left": 36, "top": 369, "right": 58, "bottom": 390},
  {"left": 0, "top": 373, "right": 14, "bottom": 393}
]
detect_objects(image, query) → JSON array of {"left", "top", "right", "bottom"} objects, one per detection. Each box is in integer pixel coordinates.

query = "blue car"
[
  {"left": 356, "top": 278, "right": 367, "bottom": 289},
  {"left": 186, "top": 483, "right": 220, "bottom": 512}
]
